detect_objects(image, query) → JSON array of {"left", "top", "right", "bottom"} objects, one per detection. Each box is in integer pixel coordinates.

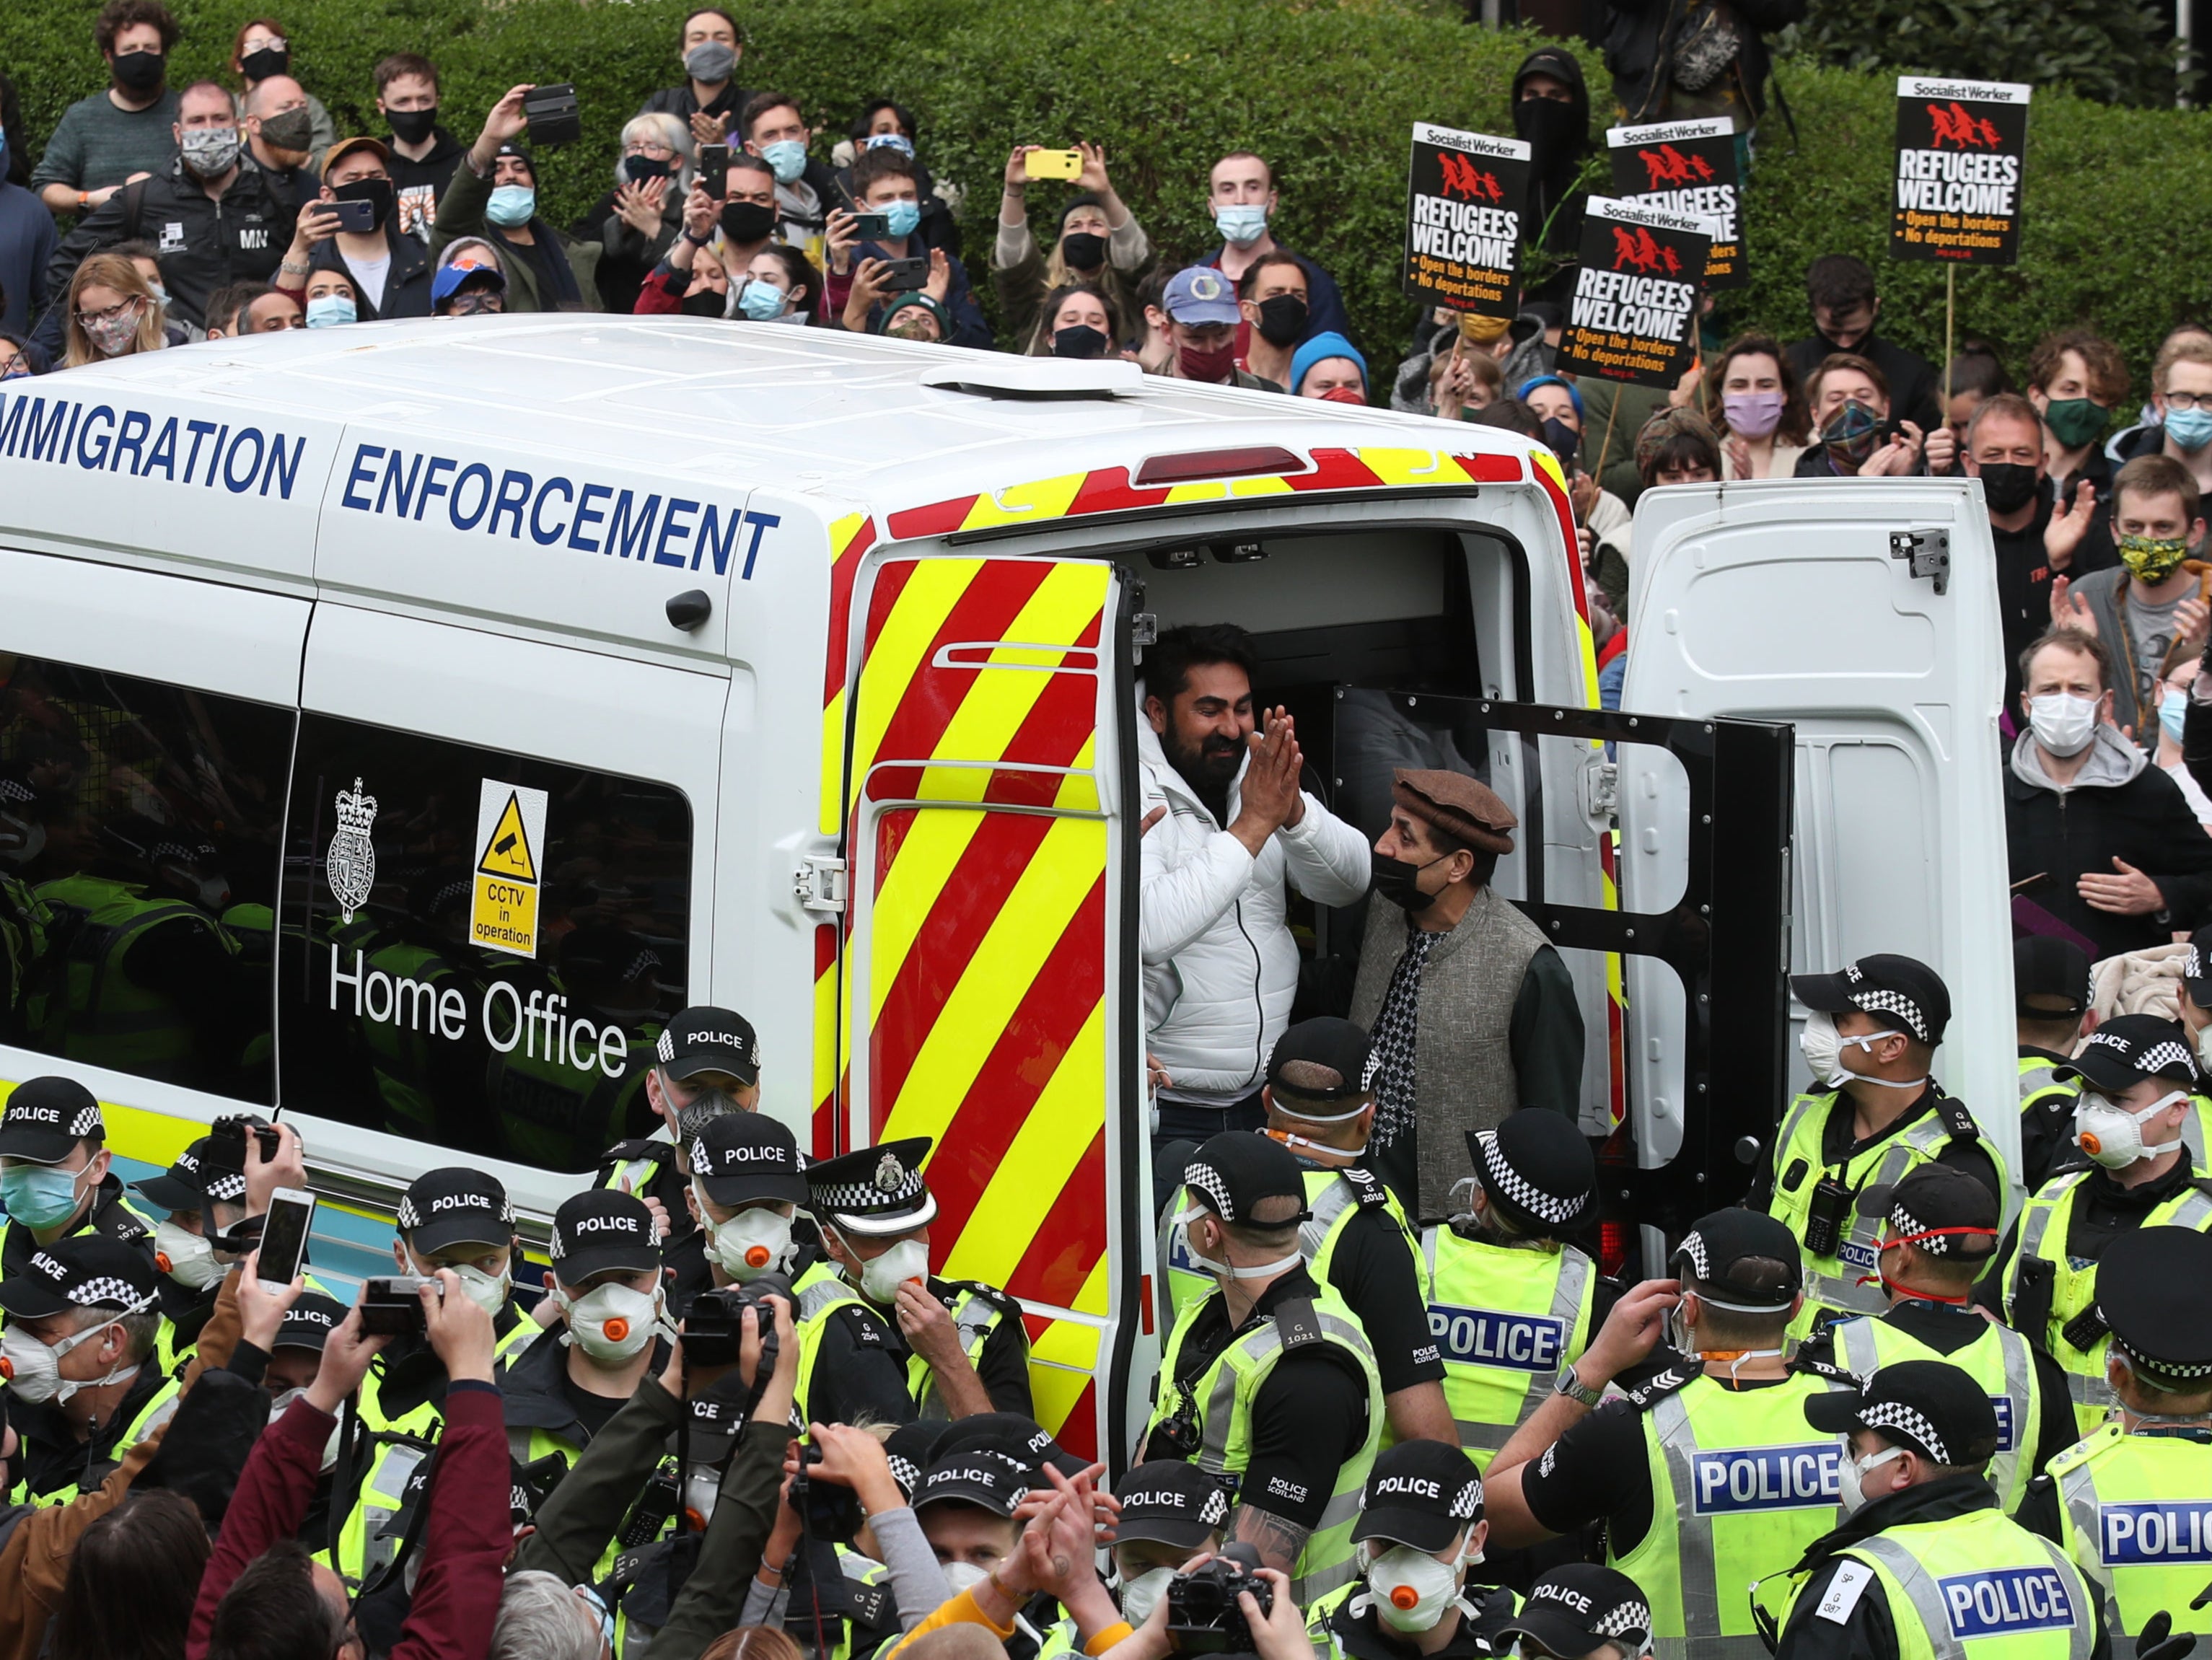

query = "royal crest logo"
[
  {"left": 327, "top": 778, "right": 377, "bottom": 924},
  {"left": 875, "top": 1152, "right": 905, "bottom": 1193}
]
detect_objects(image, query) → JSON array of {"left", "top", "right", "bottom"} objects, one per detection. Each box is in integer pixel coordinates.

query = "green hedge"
[
  {"left": 1791, "top": 0, "right": 2178, "bottom": 110},
  {"left": 6, "top": 0, "right": 2211, "bottom": 401}
]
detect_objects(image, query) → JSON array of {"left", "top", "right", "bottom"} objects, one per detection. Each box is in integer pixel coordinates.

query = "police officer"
[
  {"left": 799, "top": 1136, "right": 1030, "bottom": 1423},
  {"left": 1090, "top": 1462, "right": 1229, "bottom": 1635},
  {"left": 1807, "top": 1167, "right": 2076, "bottom": 1514},
  {"left": 1994, "top": 1016, "right": 2212, "bottom": 1433},
  {"left": 0, "top": 1077, "right": 151, "bottom": 1281},
  {"left": 1484, "top": 1208, "right": 1856, "bottom": 1654},
  {"left": 1765, "top": 1361, "right": 2102, "bottom": 1659},
  {"left": 595, "top": 1005, "right": 763, "bottom": 1263},
  {"left": 1493, "top": 1565, "right": 1655, "bottom": 1660},
  {"left": 676, "top": 1105, "right": 812, "bottom": 1319},
  {"left": 1753, "top": 955, "right": 2003, "bottom": 1335},
  {"left": 2017, "top": 936, "right": 2095, "bottom": 1193},
  {"left": 131, "top": 1131, "right": 249, "bottom": 1373},
  {"left": 2024, "top": 1226, "right": 2212, "bottom": 1639},
  {"left": 0, "top": 1235, "right": 175, "bottom": 1505},
  {"left": 1422, "top": 1110, "right": 1617, "bottom": 1470},
  {"left": 1144, "top": 1130, "right": 1384, "bottom": 1600},
  {"left": 264, "top": 1290, "right": 349, "bottom": 1541},
  {"left": 1304, "top": 1439, "right": 1514, "bottom": 1660}
]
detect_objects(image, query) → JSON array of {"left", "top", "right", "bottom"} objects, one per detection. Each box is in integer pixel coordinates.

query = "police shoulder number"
[{"left": 1816, "top": 1560, "right": 1874, "bottom": 1625}]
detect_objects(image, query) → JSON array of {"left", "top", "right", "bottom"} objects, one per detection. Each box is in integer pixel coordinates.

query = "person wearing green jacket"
[{"left": 431, "top": 83, "right": 600, "bottom": 312}]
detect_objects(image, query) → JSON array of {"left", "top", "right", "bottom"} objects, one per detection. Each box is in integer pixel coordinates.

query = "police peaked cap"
[
  {"left": 1180, "top": 1131, "right": 1307, "bottom": 1224},
  {"left": 2054, "top": 1014, "right": 2199, "bottom": 1093},
  {"left": 1791, "top": 954, "right": 1951, "bottom": 1046},
  {"left": 1353, "top": 1439, "right": 1483, "bottom": 1553},
  {"left": 2095, "top": 1226, "right": 2212, "bottom": 1382},
  {"left": 1113, "top": 1461, "right": 1231, "bottom": 1548},
  {"left": 1467, "top": 1109, "right": 1594, "bottom": 1236},
  {"left": 1804, "top": 1358, "right": 2000, "bottom": 1470},
  {"left": 1494, "top": 1565, "right": 1653, "bottom": 1659},
  {"left": 0, "top": 1076, "right": 103, "bottom": 1164},
  {"left": 806, "top": 1137, "right": 937, "bottom": 1237},
  {"left": 396, "top": 1167, "right": 516, "bottom": 1255},
  {"left": 548, "top": 1188, "right": 660, "bottom": 1284},
  {"left": 691, "top": 1110, "right": 807, "bottom": 1207},
  {"left": 1671, "top": 1208, "right": 1801, "bottom": 1309},
  {"left": 934, "top": 1411, "right": 1089, "bottom": 1481}
]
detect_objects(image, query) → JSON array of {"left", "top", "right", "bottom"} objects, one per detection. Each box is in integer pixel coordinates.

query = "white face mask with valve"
[
  {"left": 1839, "top": 1444, "right": 1905, "bottom": 1514},
  {"left": 1, "top": 1301, "right": 147, "bottom": 1404},
  {"left": 1115, "top": 1567, "right": 1177, "bottom": 1628},
  {"left": 556, "top": 1281, "right": 664, "bottom": 1365},
  {"left": 2075, "top": 1089, "right": 2189, "bottom": 1168},
  {"left": 450, "top": 1263, "right": 511, "bottom": 1315},
  {"left": 699, "top": 1188, "right": 792, "bottom": 1282},
  {"left": 1356, "top": 1541, "right": 1475, "bottom": 1633},
  {"left": 853, "top": 1236, "right": 931, "bottom": 1304},
  {"left": 155, "top": 1219, "right": 221, "bottom": 1291},
  {"left": 1797, "top": 1011, "right": 1925, "bottom": 1090}
]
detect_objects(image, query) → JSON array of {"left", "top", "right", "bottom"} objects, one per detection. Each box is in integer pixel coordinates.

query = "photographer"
[{"left": 431, "top": 83, "right": 600, "bottom": 312}]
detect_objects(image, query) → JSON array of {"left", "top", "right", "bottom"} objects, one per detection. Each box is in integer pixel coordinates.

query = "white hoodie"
[{"left": 1137, "top": 718, "right": 1372, "bottom": 1102}]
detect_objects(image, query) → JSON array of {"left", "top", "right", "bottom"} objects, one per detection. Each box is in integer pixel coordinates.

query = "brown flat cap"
[{"left": 1394, "top": 768, "right": 1516, "bottom": 855}]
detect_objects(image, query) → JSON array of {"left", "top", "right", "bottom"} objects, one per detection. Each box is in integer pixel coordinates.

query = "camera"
[
  {"left": 1801, "top": 1174, "right": 1855, "bottom": 1260},
  {"left": 360, "top": 1275, "right": 443, "bottom": 1335},
  {"left": 212, "top": 1113, "right": 282, "bottom": 1165},
  {"left": 682, "top": 1273, "right": 791, "bottom": 1368},
  {"left": 1166, "top": 1542, "right": 1271, "bottom": 1654},
  {"left": 794, "top": 1441, "right": 865, "bottom": 1540},
  {"left": 522, "top": 83, "right": 580, "bottom": 146}
]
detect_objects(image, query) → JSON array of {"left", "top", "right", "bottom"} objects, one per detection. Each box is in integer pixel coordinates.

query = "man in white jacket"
[{"left": 1139, "top": 624, "right": 1372, "bottom": 1151}]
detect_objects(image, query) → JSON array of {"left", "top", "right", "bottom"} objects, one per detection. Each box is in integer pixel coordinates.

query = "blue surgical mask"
[
  {"left": 2168, "top": 405, "right": 2212, "bottom": 453},
  {"left": 881, "top": 198, "right": 921, "bottom": 239},
  {"left": 2162, "top": 686, "right": 2190, "bottom": 743},
  {"left": 1, "top": 1164, "right": 85, "bottom": 1231},
  {"left": 306, "top": 294, "right": 356, "bottom": 328},
  {"left": 760, "top": 139, "right": 807, "bottom": 184},
  {"left": 1215, "top": 203, "right": 1269, "bottom": 247},
  {"left": 486, "top": 184, "right": 536, "bottom": 227},
  {"left": 736, "top": 279, "right": 786, "bottom": 322}
]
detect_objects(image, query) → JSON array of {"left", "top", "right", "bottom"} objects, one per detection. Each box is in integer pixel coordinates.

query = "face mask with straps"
[
  {"left": 1799, "top": 1010, "right": 1927, "bottom": 1092},
  {"left": 1668, "top": 1286, "right": 1789, "bottom": 1381},
  {"left": 1169, "top": 1196, "right": 1301, "bottom": 1283},
  {"left": 1862, "top": 1224, "right": 2001, "bottom": 1301}
]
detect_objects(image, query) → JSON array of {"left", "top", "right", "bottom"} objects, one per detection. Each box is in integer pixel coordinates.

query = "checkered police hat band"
[
  {"left": 1475, "top": 1130, "right": 1584, "bottom": 1226},
  {"left": 1859, "top": 1401, "right": 1949, "bottom": 1464},
  {"left": 206, "top": 1172, "right": 246, "bottom": 1202},
  {"left": 2109, "top": 1326, "right": 2212, "bottom": 1382},
  {"left": 1182, "top": 1161, "right": 1234, "bottom": 1219},
  {"left": 1594, "top": 1602, "right": 1653, "bottom": 1642},
  {"left": 812, "top": 1156, "right": 926, "bottom": 1216},
  {"left": 1848, "top": 988, "right": 1928, "bottom": 1044},
  {"left": 71, "top": 1278, "right": 148, "bottom": 1309}
]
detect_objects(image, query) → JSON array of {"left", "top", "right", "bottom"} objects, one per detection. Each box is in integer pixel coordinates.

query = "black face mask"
[
  {"left": 1059, "top": 231, "right": 1107, "bottom": 272},
  {"left": 110, "top": 50, "right": 165, "bottom": 95},
  {"left": 333, "top": 177, "right": 395, "bottom": 231},
  {"left": 1370, "top": 850, "right": 1447, "bottom": 913},
  {"left": 240, "top": 45, "right": 289, "bottom": 80},
  {"left": 387, "top": 106, "right": 438, "bottom": 146},
  {"left": 257, "top": 107, "right": 314, "bottom": 154},
  {"left": 1513, "top": 93, "right": 1584, "bottom": 155},
  {"left": 1052, "top": 324, "right": 1108, "bottom": 360},
  {"left": 1978, "top": 462, "right": 2041, "bottom": 515},
  {"left": 624, "top": 154, "right": 673, "bottom": 183},
  {"left": 720, "top": 200, "right": 778, "bottom": 244},
  {"left": 680, "top": 288, "right": 728, "bottom": 318},
  {"left": 1540, "top": 415, "right": 1581, "bottom": 469},
  {"left": 1253, "top": 294, "right": 1308, "bottom": 348}
]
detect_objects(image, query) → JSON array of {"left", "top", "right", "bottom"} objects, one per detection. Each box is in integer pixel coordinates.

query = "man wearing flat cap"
[{"left": 1349, "top": 766, "right": 1584, "bottom": 1223}]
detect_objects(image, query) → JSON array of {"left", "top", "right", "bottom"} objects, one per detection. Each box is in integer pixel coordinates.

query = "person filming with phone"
[
  {"left": 275, "top": 136, "right": 432, "bottom": 320},
  {"left": 824, "top": 146, "right": 989, "bottom": 348}
]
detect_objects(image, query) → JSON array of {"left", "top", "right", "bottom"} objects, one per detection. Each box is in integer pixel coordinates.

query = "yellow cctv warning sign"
[{"left": 472, "top": 781, "right": 548, "bottom": 958}]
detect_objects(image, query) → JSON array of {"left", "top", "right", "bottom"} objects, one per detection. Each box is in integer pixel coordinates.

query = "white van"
[{"left": 0, "top": 318, "right": 2009, "bottom": 1464}]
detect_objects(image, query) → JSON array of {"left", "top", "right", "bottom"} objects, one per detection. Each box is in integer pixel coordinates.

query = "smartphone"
[
  {"left": 1023, "top": 147, "right": 1083, "bottom": 181},
  {"left": 522, "top": 82, "right": 581, "bottom": 147},
  {"left": 258, "top": 1187, "right": 315, "bottom": 1292},
  {"left": 879, "top": 255, "right": 929, "bottom": 292},
  {"left": 360, "top": 1274, "right": 442, "bottom": 1335},
  {"left": 698, "top": 144, "right": 729, "bottom": 198},
  {"left": 330, "top": 198, "right": 377, "bottom": 234},
  {"left": 846, "top": 211, "right": 890, "bottom": 239}
]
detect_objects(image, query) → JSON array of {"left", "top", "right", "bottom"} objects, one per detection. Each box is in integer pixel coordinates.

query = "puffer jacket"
[{"left": 1138, "top": 717, "right": 1371, "bottom": 1098}]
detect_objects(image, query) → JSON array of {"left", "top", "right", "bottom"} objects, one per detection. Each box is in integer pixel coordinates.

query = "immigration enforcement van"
[{"left": 0, "top": 319, "right": 2010, "bottom": 1464}]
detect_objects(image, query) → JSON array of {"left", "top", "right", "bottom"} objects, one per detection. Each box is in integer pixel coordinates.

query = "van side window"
[
  {"left": 276, "top": 714, "right": 693, "bottom": 1172},
  {"left": 0, "top": 655, "right": 292, "bottom": 1102}
]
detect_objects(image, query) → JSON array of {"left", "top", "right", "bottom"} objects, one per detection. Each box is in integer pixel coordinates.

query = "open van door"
[
  {"left": 833, "top": 552, "right": 1143, "bottom": 1466},
  {"left": 1621, "top": 478, "right": 2015, "bottom": 1228}
]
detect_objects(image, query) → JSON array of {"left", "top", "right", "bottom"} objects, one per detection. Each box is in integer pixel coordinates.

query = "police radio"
[
  {"left": 1801, "top": 1173, "right": 1856, "bottom": 1259},
  {"left": 620, "top": 1457, "right": 680, "bottom": 1547},
  {"left": 1151, "top": 1404, "right": 1201, "bottom": 1459}
]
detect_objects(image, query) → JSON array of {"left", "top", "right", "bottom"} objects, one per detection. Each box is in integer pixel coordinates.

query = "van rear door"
[
  {"left": 1620, "top": 478, "right": 2014, "bottom": 1206},
  {"left": 833, "top": 552, "right": 1140, "bottom": 1464}
]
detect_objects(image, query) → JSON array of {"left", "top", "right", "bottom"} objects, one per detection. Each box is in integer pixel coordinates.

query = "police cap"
[
  {"left": 1113, "top": 1460, "right": 1230, "bottom": 1550},
  {"left": 0, "top": 1234, "right": 157, "bottom": 1319},
  {"left": 654, "top": 1006, "right": 761, "bottom": 1086},
  {"left": 275, "top": 1290, "right": 348, "bottom": 1353},
  {"left": 1467, "top": 1108, "right": 1594, "bottom": 1237},
  {"left": 934, "top": 1411, "right": 1089, "bottom": 1481},
  {"left": 1266, "top": 1017, "right": 1376, "bottom": 1112},
  {"left": 914, "top": 1447, "right": 1030, "bottom": 1518},
  {"left": 690, "top": 1111, "right": 807, "bottom": 1208},
  {"left": 1180, "top": 1132, "right": 1307, "bottom": 1226},
  {"left": 0, "top": 1076, "right": 102, "bottom": 1164},
  {"left": 1493, "top": 1565, "right": 1653, "bottom": 1659},
  {"left": 805, "top": 1137, "right": 937, "bottom": 1237},
  {"left": 2014, "top": 936, "right": 2092, "bottom": 1020},
  {"left": 2096, "top": 1226, "right": 2212, "bottom": 1384},
  {"left": 133, "top": 1134, "right": 246, "bottom": 1213},
  {"left": 549, "top": 1188, "right": 660, "bottom": 1286},
  {"left": 1853, "top": 1164, "right": 2000, "bottom": 1265},
  {"left": 2054, "top": 1014, "right": 2199, "bottom": 1093},
  {"left": 1791, "top": 954, "right": 1951, "bottom": 1047},
  {"left": 883, "top": 1420, "right": 945, "bottom": 1501},
  {"left": 396, "top": 1167, "right": 516, "bottom": 1255},
  {"left": 1670, "top": 1208, "right": 1801, "bottom": 1310},
  {"left": 1353, "top": 1439, "right": 1483, "bottom": 1553},
  {"left": 1804, "top": 1358, "right": 2000, "bottom": 1470}
]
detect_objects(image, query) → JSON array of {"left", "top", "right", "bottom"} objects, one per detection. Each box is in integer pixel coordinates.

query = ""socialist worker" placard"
[
  {"left": 1606, "top": 117, "right": 1744, "bottom": 289},
  {"left": 1558, "top": 196, "right": 1714, "bottom": 387},
  {"left": 1403, "top": 120, "right": 1532, "bottom": 320},
  {"left": 1891, "top": 76, "right": 2030, "bottom": 265}
]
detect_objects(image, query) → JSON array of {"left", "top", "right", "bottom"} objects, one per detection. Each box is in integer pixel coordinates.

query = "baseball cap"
[
  {"left": 1113, "top": 1460, "right": 1231, "bottom": 1550},
  {"left": 1466, "top": 1110, "right": 1596, "bottom": 1237},
  {"left": 914, "top": 1447, "right": 1030, "bottom": 1517},
  {"left": 805, "top": 1137, "right": 936, "bottom": 1237},
  {"left": 1351, "top": 1439, "right": 1484, "bottom": 1553},
  {"left": 1853, "top": 1164, "right": 2000, "bottom": 1263},
  {"left": 548, "top": 1189, "right": 661, "bottom": 1286},
  {"left": 883, "top": 1420, "right": 945, "bottom": 1501},
  {"left": 2014, "top": 936, "right": 2092, "bottom": 1020},
  {"left": 0, "top": 1077, "right": 102, "bottom": 1163},
  {"left": 690, "top": 1112, "right": 807, "bottom": 1208},
  {"left": 1266, "top": 1018, "right": 1376, "bottom": 1113},
  {"left": 2054, "top": 1014, "right": 2199, "bottom": 1093},
  {"left": 395, "top": 1168, "right": 516, "bottom": 1255},
  {"left": 431, "top": 260, "right": 506, "bottom": 307},
  {"left": 653, "top": 1006, "right": 761, "bottom": 1086},
  {"left": 275, "top": 1290, "right": 348, "bottom": 1353},
  {"left": 133, "top": 1134, "right": 247, "bottom": 1213},
  {"left": 2095, "top": 1226, "right": 2212, "bottom": 1383},
  {"left": 1494, "top": 1565, "right": 1654, "bottom": 1659},
  {"left": 320, "top": 136, "right": 390, "bottom": 180},
  {"left": 1669, "top": 1208, "right": 1801, "bottom": 1309},
  {"left": 1804, "top": 1358, "right": 2001, "bottom": 1469},
  {"left": 2185, "top": 926, "right": 2212, "bottom": 1006},
  {"left": 934, "top": 1412, "right": 1089, "bottom": 1481},
  {"left": 0, "top": 1235, "right": 157, "bottom": 1319},
  {"left": 1162, "top": 266, "right": 1239, "bottom": 327},
  {"left": 1180, "top": 1131, "right": 1308, "bottom": 1226},
  {"left": 1791, "top": 954, "right": 1952, "bottom": 1047}
]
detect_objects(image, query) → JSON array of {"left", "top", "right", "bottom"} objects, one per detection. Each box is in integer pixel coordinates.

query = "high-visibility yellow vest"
[
  {"left": 1830, "top": 1311, "right": 2047, "bottom": 1513},
  {"left": 2051, "top": 1421, "right": 2212, "bottom": 1639},
  {"left": 905, "top": 1281, "right": 1020, "bottom": 1421},
  {"left": 1765, "top": 1089, "right": 2003, "bottom": 1337},
  {"left": 2003, "top": 1172, "right": 2212, "bottom": 1433},
  {"left": 1146, "top": 1283, "right": 1384, "bottom": 1605},
  {"left": 2019, "top": 1054, "right": 2079, "bottom": 1117},
  {"left": 13, "top": 1374, "right": 180, "bottom": 1507},
  {"left": 1777, "top": 1503, "right": 2096, "bottom": 1660},
  {"left": 1418, "top": 1223, "right": 1597, "bottom": 1469},
  {"left": 1303, "top": 1579, "right": 1519, "bottom": 1660},
  {"left": 32, "top": 874, "right": 235, "bottom": 1076},
  {"left": 1159, "top": 1163, "right": 1416, "bottom": 1330},
  {"left": 1610, "top": 1369, "right": 1853, "bottom": 1655}
]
